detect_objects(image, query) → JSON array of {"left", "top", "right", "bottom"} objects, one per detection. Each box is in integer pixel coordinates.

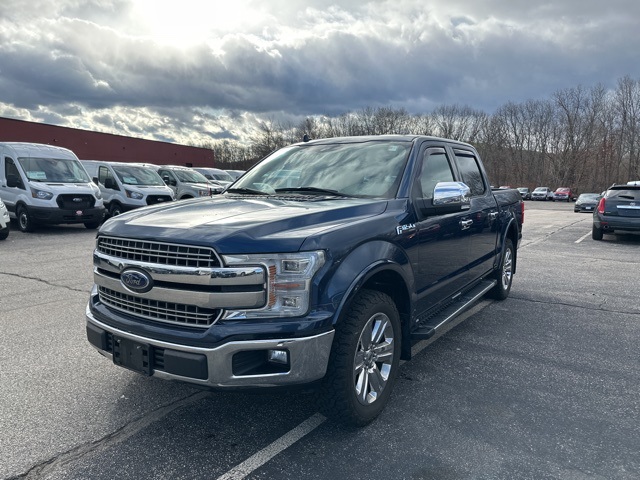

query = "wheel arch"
[
  {"left": 327, "top": 242, "right": 413, "bottom": 361},
  {"left": 498, "top": 218, "right": 520, "bottom": 275}
]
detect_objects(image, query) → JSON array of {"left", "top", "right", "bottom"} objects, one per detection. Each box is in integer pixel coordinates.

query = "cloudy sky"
[{"left": 1, "top": 0, "right": 639, "bottom": 146}]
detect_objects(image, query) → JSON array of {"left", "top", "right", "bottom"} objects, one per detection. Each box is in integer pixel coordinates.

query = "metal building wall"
[{"left": 0, "top": 117, "right": 214, "bottom": 167}]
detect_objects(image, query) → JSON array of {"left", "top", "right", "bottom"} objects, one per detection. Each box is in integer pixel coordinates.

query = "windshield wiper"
[
  {"left": 274, "top": 187, "right": 352, "bottom": 197},
  {"left": 226, "top": 187, "right": 270, "bottom": 195}
]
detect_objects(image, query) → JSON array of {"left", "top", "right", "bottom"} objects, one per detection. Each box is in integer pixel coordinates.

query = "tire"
[
  {"left": 319, "top": 289, "right": 401, "bottom": 427},
  {"left": 592, "top": 224, "right": 603, "bottom": 240},
  {"left": 109, "top": 202, "right": 123, "bottom": 217},
  {"left": 0, "top": 227, "right": 8, "bottom": 240},
  {"left": 180, "top": 195, "right": 193, "bottom": 200},
  {"left": 84, "top": 221, "right": 101, "bottom": 229},
  {"left": 17, "top": 205, "right": 35, "bottom": 232},
  {"left": 488, "top": 238, "right": 514, "bottom": 300}
]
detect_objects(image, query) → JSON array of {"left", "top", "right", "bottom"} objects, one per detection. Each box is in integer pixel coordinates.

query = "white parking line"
[
  {"left": 216, "top": 413, "right": 326, "bottom": 480},
  {"left": 575, "top": 232, "right": 591, "bottom": 244}
]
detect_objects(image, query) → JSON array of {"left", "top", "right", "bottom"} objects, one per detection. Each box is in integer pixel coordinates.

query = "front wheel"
[
  {"left": 17, "top": 205, "right": 35, "bottom": 232},
  {"left": 109, "top": 202, "right": 123, "bottom": 217},
  {"left": 488, "top": 238, "right": 514, "bottom": 300},
  {"left": 319, "top": 289, "right": 401, "bottom": 427}
]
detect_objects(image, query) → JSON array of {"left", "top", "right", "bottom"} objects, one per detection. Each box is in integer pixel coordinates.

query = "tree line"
[{"left": 204, "top": 75, "right": 640, "bottom": 193}]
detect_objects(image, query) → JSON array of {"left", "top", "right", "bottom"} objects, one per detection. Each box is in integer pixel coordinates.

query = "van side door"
[{"left": 1, "top": 155, "right": 26, "bottom": 215}]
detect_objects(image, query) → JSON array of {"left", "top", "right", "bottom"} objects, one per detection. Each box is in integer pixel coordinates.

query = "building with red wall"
[{"left": 0, "top": 117, "right": 214, "bottom": 167}]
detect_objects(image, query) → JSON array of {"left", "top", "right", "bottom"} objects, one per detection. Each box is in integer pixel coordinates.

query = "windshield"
[
  {"left": 210, "top": 172, "right": 233, "bottom": 182},
  {"left": 578, "top": 194, "right": 599, "bottom": 201},
  {"left": 113, "top": 165, "right": 165, "bottom": 186},
  {"left": 173, "top": 169, "right": 209, "bottom": 183},
  {"left": 233, "top": 140, "right": 411, "bottom": 198},
  {"left": 18, "top": 157, "right": 91, "bottom": 183}
]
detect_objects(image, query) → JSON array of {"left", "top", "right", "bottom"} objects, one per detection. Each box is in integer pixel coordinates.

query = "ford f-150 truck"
[{"left": 86, "top": 135, "right": 523, "bottom": 426}]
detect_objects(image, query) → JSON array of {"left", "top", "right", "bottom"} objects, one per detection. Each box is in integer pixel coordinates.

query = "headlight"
[
  {"left": 222, "top": 251, "right": 325, "bottom": 318},
  {"left": 30, "top": 188, "right": 53, "bottom": 200},
  {"left": 125, "top": 189, "right": 144, "bottom": 200}
]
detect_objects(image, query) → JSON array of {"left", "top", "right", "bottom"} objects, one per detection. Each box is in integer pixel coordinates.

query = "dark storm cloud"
[{"left": 1, "top": 0, "right": 640, "bottom": 144}]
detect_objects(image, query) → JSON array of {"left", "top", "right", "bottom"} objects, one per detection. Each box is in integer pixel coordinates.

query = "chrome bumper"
[{"left": 86, "top": 306, "right": 335, "bottom": 388}]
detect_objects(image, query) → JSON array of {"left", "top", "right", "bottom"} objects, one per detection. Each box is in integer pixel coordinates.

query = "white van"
[
  {"left": 0, "top": 198, "right": 9, "bottom": 240},
  {"left": 156, "top": 165, "right": 222, "bottom": 199},
  {"left": 81, "top": 160, "right": 175, "bottom": 217},
  {"left": 0, "top": 143, "right": 105, "bottom": 232},
  {"left": 193, "top": 167, "right": 234, "bottom": 188}
]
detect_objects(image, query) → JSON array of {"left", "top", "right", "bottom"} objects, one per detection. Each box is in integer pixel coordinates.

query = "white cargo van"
[
  {"left": 0, "top": 143, "right": 105, "bottom": 232},
  {"left": 81, "top": 160, "right": 175, "bottom": 217},
  {"left": 193, "top": 167, "right": 234, "bottom": 188},
  {"left": 0, "top": 198, "right": 9, "bottom": 240},
  {"left": 156, "top": 165, "right": 221, "bottom": 199}
]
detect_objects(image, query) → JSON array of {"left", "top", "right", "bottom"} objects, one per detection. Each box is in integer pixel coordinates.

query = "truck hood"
[
  {"left": 99, "top": 194, "right": 389, "bottom": 253},
  {"left": 31, "top": 182, "right": 97, "bottom": 193}
]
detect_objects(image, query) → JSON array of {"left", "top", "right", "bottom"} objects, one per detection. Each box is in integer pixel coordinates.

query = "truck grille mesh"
[
  {"left": 97, "top": 236, "right": 220, "bottom": 268},
  {"left": 98, "top": 286, "right": 220, "bottom": 327}
]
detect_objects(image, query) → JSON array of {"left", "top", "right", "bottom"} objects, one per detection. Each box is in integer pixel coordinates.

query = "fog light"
[{"left": 267, "top": 349, "right": 289, "bottom": 365}]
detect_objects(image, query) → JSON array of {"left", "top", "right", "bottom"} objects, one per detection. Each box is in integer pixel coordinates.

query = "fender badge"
[{"left": 396, "top": 223, "right": 416, "bottom": 235}]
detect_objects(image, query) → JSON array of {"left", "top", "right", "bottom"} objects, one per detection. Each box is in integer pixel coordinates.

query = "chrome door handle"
[{"left": 460, "top": 219, "right": 473, "bottom": 230}]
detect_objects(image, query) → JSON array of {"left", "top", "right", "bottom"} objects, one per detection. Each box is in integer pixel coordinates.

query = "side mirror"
[
  {"left": 92, "top": 177, "right": 99, "bottom": 185},
  {"left": 7, "top": 174, "right": 23, "bottom": 189},
  {"left": 419, "top": 182, "right": 471, "bottom": 216},
  {"left": 104, "top": 177, "right": 119, "bottom": 190}
]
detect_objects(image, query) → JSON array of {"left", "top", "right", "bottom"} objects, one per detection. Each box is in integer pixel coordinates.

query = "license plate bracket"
[{"left": 113, "top": 336, "right": 152, "bottom": 376}]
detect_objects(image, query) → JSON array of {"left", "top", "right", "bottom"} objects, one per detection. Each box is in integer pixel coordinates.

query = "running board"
[{"left": 410, "top": 279, "right": 497, "bottom": 340}]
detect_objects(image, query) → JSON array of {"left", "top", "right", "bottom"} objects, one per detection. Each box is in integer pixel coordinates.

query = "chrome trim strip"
[
  {"left": 95, "top": 271, "right": 266, "bottom": 309},
  {"left": 94, "top": 251, "right": 265, "bottom": 286},
  {"left": 86, "top": 306, "right": 335, "bottom": 388}
]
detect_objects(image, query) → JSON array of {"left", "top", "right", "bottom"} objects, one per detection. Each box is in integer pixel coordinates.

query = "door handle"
[{"left": 460, "top": 219, "right": 473, "bottom": 230}]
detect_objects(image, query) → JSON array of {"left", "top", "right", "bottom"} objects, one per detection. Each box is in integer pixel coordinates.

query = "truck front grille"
[
  {"left": 98, "top": 286, "right": 221, "bottom": 327},
  {"left": 97, "top": 236, "right": 221, "bottom": 268},
  {"left": 146, "top": 195, "right": 173, "bottom": 205}
]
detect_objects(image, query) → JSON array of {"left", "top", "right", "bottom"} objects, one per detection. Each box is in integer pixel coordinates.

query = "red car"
[{"left": 553, "top": 187, "right": 575, "bottom": 202}]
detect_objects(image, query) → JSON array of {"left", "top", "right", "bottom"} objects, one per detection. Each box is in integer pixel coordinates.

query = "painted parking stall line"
[
  {"left": 216, "top": 413, "right": 327, "bottom": 480},
  {"left": 575, "top": 232, "right": 591, "bottom": 244}
]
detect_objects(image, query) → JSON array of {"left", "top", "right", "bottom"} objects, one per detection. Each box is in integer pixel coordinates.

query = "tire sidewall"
[{"left": 17, "top": 206, "right": 34, "bottom": 232}]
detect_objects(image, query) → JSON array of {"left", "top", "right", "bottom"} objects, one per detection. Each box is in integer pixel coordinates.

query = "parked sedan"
[
  {"left": 517, "top": 187, "right": 531, "bottom": 200},
  {"left": 553, "top": 187, "right": 575, "bottom": 202},
  {"left": 592, "top": 184, "right": 640, "bottom": 240},
  {"left": 531, "top": 187, "right": 553, "bottom": 201},
  {"left": 0, "top": 198, "right": 10, "bottom": 240},
  {"left": 574, "top": 193, "right": 600, "bottom": 213}
]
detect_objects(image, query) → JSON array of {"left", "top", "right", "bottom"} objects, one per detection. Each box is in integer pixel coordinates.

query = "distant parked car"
[
  {"left": 0, "top": 198, "right": 9, "bottom": 240},
  {"left": 574, "top": 193, "right": 600, "bottom": 213},
  {"left": 531, "top": 187, "right": 553, "bottom": 201},
  {"left": 592, "top": 183, "right": 640, "bottom": 240},
  {"left": 517, "top": 187, "right": 531, "bottom": 200},
  {"left": 553, "top": 187, "right": 575, "bottom": 202}
]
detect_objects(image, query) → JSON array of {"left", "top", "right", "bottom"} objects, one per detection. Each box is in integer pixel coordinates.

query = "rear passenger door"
[{"left": 450, "top": 147, "right": 499, "bottom": 283}]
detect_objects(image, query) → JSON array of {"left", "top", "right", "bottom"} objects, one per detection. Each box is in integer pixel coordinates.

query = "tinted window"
[
  {"left": 454, "top": 153, "right": 485, "bottom": 196},
  {"left": 418, "top": 149, "right": 454, "bottom": 199},
  {"left": 607, "top": 188, "right": 640, "bottom": 200}
]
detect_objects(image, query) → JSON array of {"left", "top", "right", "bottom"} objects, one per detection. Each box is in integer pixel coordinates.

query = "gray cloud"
[{"left": 1, "top": 0, "right": 639, "bottom": 145}]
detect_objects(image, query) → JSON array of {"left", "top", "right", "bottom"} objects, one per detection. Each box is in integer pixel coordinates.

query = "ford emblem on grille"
[
  {"left": 73, "top": 197, "right": 83, "bottom": 202},
  {"left": 120, "top": 268, "right": 153, "bottom": 293}
]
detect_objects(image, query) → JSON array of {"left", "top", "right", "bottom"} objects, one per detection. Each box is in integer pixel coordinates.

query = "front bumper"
[
  {"left": 29, "top": 205, "right": 105, "bottom": 225},
  {"left": 86, "top": 306, "right": 335, "bottom": 388}
]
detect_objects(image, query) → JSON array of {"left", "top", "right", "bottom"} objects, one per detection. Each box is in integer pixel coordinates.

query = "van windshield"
[
  {"left": 113, "top": 165, "right": 165, "bottom": 186},
  {"left": 18, "top": 157, "right": 91, "bottom": 183}
]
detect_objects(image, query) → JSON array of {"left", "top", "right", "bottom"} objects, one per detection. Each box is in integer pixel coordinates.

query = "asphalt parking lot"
[{"left": 1, "top": 200, "right": 639, "bottom": 480}]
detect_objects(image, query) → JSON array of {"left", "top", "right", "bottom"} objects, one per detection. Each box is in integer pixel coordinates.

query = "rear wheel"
[
  {"left": 592, "top": 224, "right": 603, "bottom": 240},
  {"left": 17, "top": 205, "right": 35, "bottom": 232},
  {"left": 319, "top": 289, "right": 401, "bottom": 427},
  {"left": 488, "top": 238, "right": 514, "bottom": 300},
  {"left": 0, "top": 227, "right": 8, "bottom": 240}
]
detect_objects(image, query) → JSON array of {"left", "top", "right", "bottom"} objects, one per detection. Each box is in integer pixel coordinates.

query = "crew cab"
[{"left": 85, "top": 135, "right": 523, "bottom": 426}]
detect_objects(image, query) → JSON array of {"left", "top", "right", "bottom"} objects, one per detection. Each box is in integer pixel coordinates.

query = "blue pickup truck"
[{"left": 86, "top": 135, "right": 523, "bottom": 426}]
